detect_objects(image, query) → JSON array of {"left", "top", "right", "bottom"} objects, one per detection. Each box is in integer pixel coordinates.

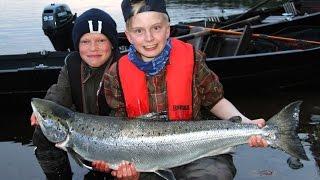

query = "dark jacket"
[{"left": 45, "top": 51, "right": 111, "bottom": 115}]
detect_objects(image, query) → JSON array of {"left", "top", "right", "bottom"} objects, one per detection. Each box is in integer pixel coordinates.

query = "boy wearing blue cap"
[{"left": 31, "top": 8, "right": 120, "bottom": 179}]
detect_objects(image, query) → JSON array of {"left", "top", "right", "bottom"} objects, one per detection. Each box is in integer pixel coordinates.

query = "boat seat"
[
  {"left": 204, "top": 35, "right": 240, "bottom": 58},
  {"left": 187, "top": 26, "right": 206, "bottom": 51},
  {"left": 234, "top": 25, "right": 252, "bottom": 56},
  {"left": 203, "top": 25, "right": 252, "bottom": 58}
]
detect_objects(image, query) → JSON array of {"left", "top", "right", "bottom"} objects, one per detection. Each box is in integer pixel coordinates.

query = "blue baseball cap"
[{"left": 121, "top": 0, "right": 169, "bottom": 22}]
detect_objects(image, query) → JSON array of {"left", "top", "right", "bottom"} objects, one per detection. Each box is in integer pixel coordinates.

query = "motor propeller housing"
[{"left": 42, "top": 3, "right": 76, "bottom": 51}]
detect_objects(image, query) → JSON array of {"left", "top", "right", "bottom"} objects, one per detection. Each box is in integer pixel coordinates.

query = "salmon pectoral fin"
[
  {"left": 155, "top": 169, "right": 176, "bottom": 180},
  {"left": 67, "top": 147, "right": 93, "bottom": 170}
]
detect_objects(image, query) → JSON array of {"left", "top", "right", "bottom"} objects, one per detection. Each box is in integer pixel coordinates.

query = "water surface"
[{"left": 0, "top": 0, "right": 246, "bottom": 55}]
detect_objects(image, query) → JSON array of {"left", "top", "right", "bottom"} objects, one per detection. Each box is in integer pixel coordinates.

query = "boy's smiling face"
[{"left": 125, "top": 11, "right": 170, "bottom": 62}]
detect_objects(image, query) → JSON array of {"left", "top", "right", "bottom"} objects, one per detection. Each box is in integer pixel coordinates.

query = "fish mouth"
[
  {"left": 31, "top": 102, "right": 44, "bottom": 127},
  {"left": 31, "top": 100, "right": 68, "bottom": 144}
]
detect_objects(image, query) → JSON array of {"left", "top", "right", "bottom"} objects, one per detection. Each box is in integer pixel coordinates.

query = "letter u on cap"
[{"left": 88, "top": 20, "right": 102, "bottom": 33}]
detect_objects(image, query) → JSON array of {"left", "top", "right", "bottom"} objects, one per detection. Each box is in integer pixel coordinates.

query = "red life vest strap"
[
  {"left": 118, "top": 59, "right": 149, "bottom": 118},
  {"left": 167, "top": 39, "right": 194, "bottom": 120}
]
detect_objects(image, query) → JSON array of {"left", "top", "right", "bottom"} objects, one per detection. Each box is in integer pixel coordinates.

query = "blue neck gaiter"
[{"left": 128, "top": 39, "right": 172, "bottom": 76}]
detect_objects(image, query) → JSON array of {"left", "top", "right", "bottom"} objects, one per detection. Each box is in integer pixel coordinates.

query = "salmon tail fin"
[{"left": 266, "top": 101, "right": 309, "bottom": 160}]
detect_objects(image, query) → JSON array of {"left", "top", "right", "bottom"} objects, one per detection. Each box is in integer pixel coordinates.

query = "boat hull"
[
  {"left": 0, "top": 51, "right": 67, "bottom": 95},
  {"left": 206, "top": 47, "right": 320, "bottom": 93}
]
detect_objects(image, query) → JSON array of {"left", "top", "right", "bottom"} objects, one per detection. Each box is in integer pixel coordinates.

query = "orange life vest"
[{"left": 118, "top": 38, "right": 194, "bottom": 120}]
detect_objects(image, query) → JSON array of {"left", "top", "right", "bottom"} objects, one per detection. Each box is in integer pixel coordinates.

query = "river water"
[
  {"left": 0, "top": 0, "right": 248, "bottom": 55},
  {"left": 1, "top": 0, "right": 320, "bottom": 179}
]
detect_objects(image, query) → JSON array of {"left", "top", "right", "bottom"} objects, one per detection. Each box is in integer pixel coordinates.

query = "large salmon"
[{"left": 31, "top": 98, "right": 308, "bottom": 179}]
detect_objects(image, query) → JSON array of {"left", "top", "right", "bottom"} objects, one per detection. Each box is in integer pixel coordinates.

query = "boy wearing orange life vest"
[{"left": 94, "top": 0, "right": 268, "bottom": 179}]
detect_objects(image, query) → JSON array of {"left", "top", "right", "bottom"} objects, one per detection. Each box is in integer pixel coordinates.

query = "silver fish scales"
[{"left": 31, "top": 98, "right": 308, "bottom": 178}]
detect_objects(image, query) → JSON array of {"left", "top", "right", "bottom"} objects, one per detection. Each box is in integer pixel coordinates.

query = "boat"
[
  {"left": 2, "top": 3, "right": 320, "bottom": 102},
  {"left": 184, "top": 24, "right": 320, "bottom": 93},
  {"left": 2, "top": 26, "right": 320, "bottom": 97},
  {"left": 0, "top": 51, "right": 67, "bottom": 96},
  {"left": 204, "top": 35, "right": 320, "bottom": 92},
  {"left": 0, "top": 22, "right": 191, "bottom": 95},
  {"left": 180, "top": 0, "right": 320, "bottom": 37}
]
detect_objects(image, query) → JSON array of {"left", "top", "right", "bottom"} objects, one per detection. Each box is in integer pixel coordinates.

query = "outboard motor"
[{"left": 42, "top": 3, "right": 76, "bottom": 51}]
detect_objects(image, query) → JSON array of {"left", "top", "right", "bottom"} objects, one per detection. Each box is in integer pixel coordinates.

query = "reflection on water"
[
  {"left": 304, "top": 123, "right": 320, "bottom": 176},
  {"left": 227, "top": 86, "right": 320, "bottom": 179}
]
